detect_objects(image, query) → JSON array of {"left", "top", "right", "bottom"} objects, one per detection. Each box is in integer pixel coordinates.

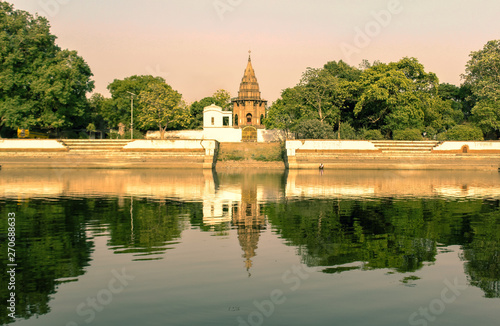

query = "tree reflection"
[
  {"left": 0, "top": 199, "right": 93, "bottom": 324},
  {"left": 462, "top": 202, "right": 500, "bottom": 298},
  {"left": 266, "top": 197, "right": 500, "bottom": 297}
]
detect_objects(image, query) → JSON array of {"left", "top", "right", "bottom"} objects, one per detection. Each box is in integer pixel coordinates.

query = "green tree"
[
  {"left": 354, "top": 57, "right": 450, "bottom": 137},
  {"left": 0, "top": 2, "right": 94, "bottom": 132},
  {"left": 299, "top": 67, "right": 350, "bottom": 125},
  {"left": 442, "top": 124, "right": 484, "bottom": 141},
  {"left": 105, "top": 75, "right": 166, "bottom": 130},
  {"left": 293, "top": 119, "right": 334, "bottom": 139},
  {"left": 463, "top": 40, "right": 500, "bottom": 138},
  {"left": 265, "top": 86, "right": 307, "bottom": 131},
  {"left": 212, "top": 89, "right": 232, "bottom": 110},
  {"left": 137, "top": 82, "right": 190, "bottom": 139},
  {"left": 86, "top": 93, "right": 111, "bottom": 133}
]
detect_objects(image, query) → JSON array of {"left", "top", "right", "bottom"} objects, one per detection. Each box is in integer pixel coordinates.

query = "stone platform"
[
  {"left": 286, "top": 140, "right": 500, "bottom": 171},
  {"left": 0, "top": 139, "right": 217, "bottom": 169}
]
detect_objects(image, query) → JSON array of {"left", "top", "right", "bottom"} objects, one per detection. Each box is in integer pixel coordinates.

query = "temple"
[{"left": 231, "top": 52, "right": 268, "bottom": 128}]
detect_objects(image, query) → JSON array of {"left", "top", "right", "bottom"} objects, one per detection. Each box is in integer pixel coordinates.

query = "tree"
[
  {"left": 463, "top": 40, "right": 500, "bottom": 138},
  {"left": 86, "top": 93, "right": 112, "bottom": 132},
  {"left": 0, "top": 2, "right": 94, "bottom": 132},
  {"left": 293, "top": 119, "right": 334, "bottom": 139},
  {"left": 354, "top": 57, "right": 451, "bottom": 137},
  {"left": 299, "top": 67, "right": 350, "bottom": 125},
  {"left": 137, "top": 82, "right": 190, "bottom": 139},
  {"left": 212, "top": 89, "right": 232, "bottom": 110},
  {"left": 105, "top": 75, "right": 166, "bottom": 130}
]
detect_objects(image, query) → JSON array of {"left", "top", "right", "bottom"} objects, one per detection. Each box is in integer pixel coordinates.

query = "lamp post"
[{"left": 126, "top": 91, "right": 137, "bottom": 140}]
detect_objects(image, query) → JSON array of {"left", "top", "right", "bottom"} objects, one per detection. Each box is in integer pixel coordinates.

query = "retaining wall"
[
  {"left": 0, "top": 139, "right": 67, "bottom": 151},
  {"left": 146, "top": 128, "right": 287, "bottom": 142},
  {"left": 0, "top": 139, "right": 218, "bottom": 169},
  {"left": 286, "top": 140, "right": 500, "bottom": 171}
]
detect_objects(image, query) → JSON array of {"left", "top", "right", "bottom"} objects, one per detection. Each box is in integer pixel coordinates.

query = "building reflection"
[{"left": 203, "top": 171, "right": 285, "bottom": 274}]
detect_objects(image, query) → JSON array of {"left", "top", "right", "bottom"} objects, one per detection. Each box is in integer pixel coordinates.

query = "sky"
[{"left": 7, "top": 0, "right": 500, "bottom": 104}]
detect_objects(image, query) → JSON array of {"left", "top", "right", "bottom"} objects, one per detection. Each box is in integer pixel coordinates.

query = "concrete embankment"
[
  {"left": 2, "top": 139, "right": 500, "bottom": 171},
  {"left": 286, "top": 140, "right": 500, "bottom": 171},
  {"left": 0, "top": 139, "right": 217, "bottom": 169}
]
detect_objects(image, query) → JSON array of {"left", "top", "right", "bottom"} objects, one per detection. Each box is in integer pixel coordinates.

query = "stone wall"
[
  {"left": 432, "top": 141, "right": 500, "bottom": 154},
  {"left": 0, "top": 139, "right": 218, "bottom": 169},
  {"left": 146, "top": 128, "right": 287, "bottom": 143},
  {"left": 0, "top": 139, "right": 67, "bottom": 151},
  {"left": 286, "top": 140, "right": 500, "bottom": 170}
]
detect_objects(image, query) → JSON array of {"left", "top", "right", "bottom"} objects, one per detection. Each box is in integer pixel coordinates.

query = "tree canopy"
[
  {"left": 266, "top": 57, "right": 471, "bottom": 139},
  {"left": 0, "top": 1, "right": 94, "bottom": 132},
  {"left": 104, "top": 75, "right": 167, "bottom": 130},
  {"left": 463, "top": 40, "right": 500, "bottom": 138},
  {"left": 137, "top": 82, "right": 189, "bottom": 139}
]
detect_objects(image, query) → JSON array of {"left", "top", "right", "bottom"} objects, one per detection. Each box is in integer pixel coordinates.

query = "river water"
[{"left": 1, "top": 169, "right": 499, "bottom": 326}]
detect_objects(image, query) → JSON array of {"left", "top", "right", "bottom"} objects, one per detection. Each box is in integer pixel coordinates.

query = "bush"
[
  {"left": 443, "top": 125, "right": 484, "bottom": 141},
  {"left": 335, "top": 122, "right": 357, "bottom": 140},
  {"left": 293, "top": 119, "right": 334, "bottom": 139},
  {"left": 110, "top": 130, "right": 145, "bottom": 139},
  {"left": 393, "top": 129, "right": 422, "bottom": 141},
  {"left": 423, "top": 126, "right": 437, "bottom": 140},
  {"left": 220, "top": 152, "right": 244, "bottom": 161},
  {"left": 361, "top": 129, "right": 385, "bottom": 140}
]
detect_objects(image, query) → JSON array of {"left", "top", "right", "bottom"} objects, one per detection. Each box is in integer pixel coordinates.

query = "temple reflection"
[{"left": 203, "top": 171, "right": 286, "bottom": 274}]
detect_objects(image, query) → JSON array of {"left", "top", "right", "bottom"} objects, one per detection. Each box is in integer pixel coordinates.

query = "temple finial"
[{"left": 248, "top": 50, "right": 251, "bottom": 60}]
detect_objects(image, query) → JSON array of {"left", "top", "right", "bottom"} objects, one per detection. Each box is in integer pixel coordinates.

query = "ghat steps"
[
  {"left": 371, "top": 141, "right": 441, "bottom": 153},
  {"left": 59, "top": 139, "right": 133, "bottom": 152}
]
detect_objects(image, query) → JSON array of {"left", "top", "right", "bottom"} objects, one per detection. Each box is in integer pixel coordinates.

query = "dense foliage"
[
  {"left": 0, "top": 1, "right": 94, "bottom": 134},
  {"left": 266, "top": 42, "right": 500, "bottom": 140},
  {"left": 0, "top": 1, "right": 498, "bottom": 140}
]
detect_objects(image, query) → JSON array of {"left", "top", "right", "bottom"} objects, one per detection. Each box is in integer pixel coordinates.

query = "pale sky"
[{"left": 8, "top": 0, "right": 500, "bottom": 104}]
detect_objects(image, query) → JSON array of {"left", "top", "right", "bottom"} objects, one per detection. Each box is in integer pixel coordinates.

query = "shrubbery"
[
  {"left": 293, "top": 119, "right": 334, "bottom": 139},
  {"left": 392, "top": 129, "right": 422, "bottom": 141},
  {"left": 335, "top": 122, "right": 357, "bottom": 140},
  {"left": 440, "top": 125, "right": 484, "bottom": 141},
  {"left": 361, "top": 129, "right": 385, "bottom": 140}
]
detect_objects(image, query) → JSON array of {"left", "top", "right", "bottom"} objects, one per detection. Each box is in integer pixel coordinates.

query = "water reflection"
[{"left": 1, "top": 169, "right": 499, "bottom": 325}]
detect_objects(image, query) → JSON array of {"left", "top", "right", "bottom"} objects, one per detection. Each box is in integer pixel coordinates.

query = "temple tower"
[{"left": 231, "top": 53, "right": 267, "bottom": 128}]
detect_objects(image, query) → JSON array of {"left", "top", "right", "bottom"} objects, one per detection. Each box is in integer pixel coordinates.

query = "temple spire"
[{"left": 238, "top": 53, "right": 261, "bottom": 100}]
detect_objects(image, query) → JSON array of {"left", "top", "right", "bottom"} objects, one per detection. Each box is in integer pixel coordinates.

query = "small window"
[
  {"left": 223, "top": 117, "right": 229, "bottom": 126},
  {"left": 234, "top": 114, "right": 239, "bottom": 126},
  {"left": 211, "top": 117, "right": 214, "bottom": 125}
]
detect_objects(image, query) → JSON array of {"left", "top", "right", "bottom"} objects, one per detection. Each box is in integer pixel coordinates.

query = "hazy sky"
[{"left": 8, "top": 0, "right": 500, "bottom": 103}]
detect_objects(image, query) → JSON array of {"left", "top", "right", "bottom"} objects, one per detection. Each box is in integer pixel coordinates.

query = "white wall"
[
  {"left": 147, "top": 128, "right": 286, "bottom": 143},
  {"left": 123, "top": 139, "right": 217, "bottom": 156},
  {"left": 286, "top": 140, "right": 379, "bottom": 156},
  {"left": 0, "top": 139, "right": 67, "bottom": 151},
  {"left": 203, "top": 105, "right": 232, "bottom": 128},
  {"left": 433, "top": 141, "right": 500, "bottom": 152}
]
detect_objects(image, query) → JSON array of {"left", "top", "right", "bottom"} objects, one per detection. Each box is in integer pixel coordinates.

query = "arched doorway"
[{"left": 246, "top": 113, "right": 252, "bottom": 125}]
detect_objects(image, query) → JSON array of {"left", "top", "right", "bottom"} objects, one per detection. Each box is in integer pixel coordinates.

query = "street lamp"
[{"left": 126, "top": 91, "right": 137, "bottom": 140}]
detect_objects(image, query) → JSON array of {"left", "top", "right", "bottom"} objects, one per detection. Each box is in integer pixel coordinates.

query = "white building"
[{"left": 203, "top": 104, "right": 233, "bottom": 128}]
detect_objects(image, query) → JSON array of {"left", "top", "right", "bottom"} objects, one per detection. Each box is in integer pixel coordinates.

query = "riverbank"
[
  {"left": 286, "top": 140, "right": 500, "bottom": 171},
  {"left": 1, "top": 139, "right": 499, "bottom": 170}
]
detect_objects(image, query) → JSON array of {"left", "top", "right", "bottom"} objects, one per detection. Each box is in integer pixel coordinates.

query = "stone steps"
[
  {"left": 371, "top": 141, "right": 441, "bottom": 153},
  {"left": 60, "top": 139, "right": 133, "bottom": 152}
]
